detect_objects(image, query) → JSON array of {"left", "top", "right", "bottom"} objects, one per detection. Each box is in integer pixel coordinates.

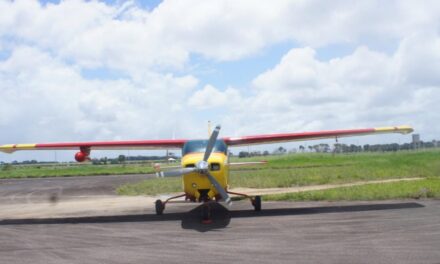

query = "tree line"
[{"left": 237, "top": 140, "right": 439, "bottom": 157}]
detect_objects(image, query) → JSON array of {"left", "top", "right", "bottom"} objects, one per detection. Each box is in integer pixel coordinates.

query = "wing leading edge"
[
  {"left": 222, "top": 125, "right": 413, "bottom": 146},
  {"left": 0, "top": 139, "right": 187, "bottom": 153}
]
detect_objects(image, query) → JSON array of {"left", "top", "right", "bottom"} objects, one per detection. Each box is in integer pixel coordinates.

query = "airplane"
[{"left": 0, "top": 125, "right": 413, "bottom": 223}]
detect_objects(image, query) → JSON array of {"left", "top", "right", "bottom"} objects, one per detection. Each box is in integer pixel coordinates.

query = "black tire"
[
  {"left": 155, "top": 199, "right": 164, "bottom": 215},
  {"left": 253, "top": 196, "right": 261, "bottom": 211}
]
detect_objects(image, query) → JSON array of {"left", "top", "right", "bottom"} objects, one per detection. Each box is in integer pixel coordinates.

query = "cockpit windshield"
[{"left": 182, "top": 140, "right": 228, "bottom": 156}]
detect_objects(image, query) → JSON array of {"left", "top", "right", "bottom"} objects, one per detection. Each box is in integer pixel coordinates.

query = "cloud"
[
  {"left": 395, "top": 32, "right": 440, "bottom": 87},
  {"left": 2, "top": 0, "right": 439, "bottom": 70},
  {"left": 1, "top": 0, "right": 440, "bottom": 161},
  {"left": 226, "top": 33, "right": 440, "bottom": 139},
  {"left": 188, "top": 84, "right": 240, "bottom": 109},
  {"left": 0, "top": 46, "right": 199, "bottom": 144}
]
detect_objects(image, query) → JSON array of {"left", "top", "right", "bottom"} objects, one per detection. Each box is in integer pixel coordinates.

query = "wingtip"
[
  {"left": 374, "top": 125, "right": 414, "bottom": 135},
  {"left": 0, "top": 146, "right": 15, "bottom": 154},
  {"left": 397, "top": 125, "right": 414, "bottom": 134}
]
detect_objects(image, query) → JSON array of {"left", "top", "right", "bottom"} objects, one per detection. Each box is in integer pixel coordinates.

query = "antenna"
[{"left": 208, "top": 120, "right": 212, "bottom": 136}]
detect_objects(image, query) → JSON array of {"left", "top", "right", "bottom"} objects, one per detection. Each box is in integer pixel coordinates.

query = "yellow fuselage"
[{"left": 181, "top": 152, "right": 229, "bottom": 201}]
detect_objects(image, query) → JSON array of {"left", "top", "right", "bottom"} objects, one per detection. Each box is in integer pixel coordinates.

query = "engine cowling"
[{"left": 75, "top": 151, "right": 89, "bottom": 162}]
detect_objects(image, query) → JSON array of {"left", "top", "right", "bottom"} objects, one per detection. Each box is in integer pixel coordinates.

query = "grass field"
[
  {"left": 229, "top": 150, "right": 440, "bottom": 187},
  {"left": 2, "top": 149, "right": 440, "bottom": 201},
  {"left": 117, "top": 149, "right": 440, "bottom": 198},
  {"left": 0, "top": 163, "right": 155, "bottom": 178},
  {"left": 265, "top": 178, "right": 440, "bottom": 201}
]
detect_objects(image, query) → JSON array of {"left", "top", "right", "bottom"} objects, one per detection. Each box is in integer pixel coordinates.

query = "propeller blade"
[
  {"left": 203, "top": 125, "right": 221, "bottom": 162},
  {"left": 156, "top": 167, "right": 195, "bottom": 178},
  {"left": 206, "top": 171, "right": 231, "bottom": 205}
]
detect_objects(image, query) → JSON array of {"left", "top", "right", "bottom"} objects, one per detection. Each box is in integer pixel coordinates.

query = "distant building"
[{"left": 412, "top": 134, "right": 420, "bottom": 144}]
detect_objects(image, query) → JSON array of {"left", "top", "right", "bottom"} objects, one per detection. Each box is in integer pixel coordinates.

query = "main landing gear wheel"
[
  {"left": 253, "top": 196, "right": 261, "bottom": 211},
  {"left": 155, "top": 199, "right": 164, "bottom": 215}
]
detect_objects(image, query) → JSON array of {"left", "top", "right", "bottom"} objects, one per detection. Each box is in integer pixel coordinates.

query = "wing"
[
  {"left": 0, "top": 139, "right": 187, "bottom": 154},
  {"left": 222, "top": 125, "right": 413, "bottom": 146}
]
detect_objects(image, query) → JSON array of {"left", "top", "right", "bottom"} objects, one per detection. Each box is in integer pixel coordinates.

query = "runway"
[{"left": 0, "top": 175, "right": 439, "bottom": 264}]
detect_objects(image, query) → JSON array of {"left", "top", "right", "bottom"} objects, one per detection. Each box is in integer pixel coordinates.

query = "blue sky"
[{"left": 0, "top": 0, "right": 439, "bottom": 162}]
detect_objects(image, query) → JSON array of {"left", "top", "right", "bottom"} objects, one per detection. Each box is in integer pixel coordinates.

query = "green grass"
[
  {"left": 264, "top": 178, "right": 440, "bottom": 201},
  {"left": 230, "top": 150, "right": 440, "bottom": 188},
  {"left": 117, "top": 177, "right": 182, "bottom": 195},
  {"left": 116, "top": 149, "right": 440, "bottom": 196},
  {"left": 0, "top": 163, "right": 155, "bottom": 178}
]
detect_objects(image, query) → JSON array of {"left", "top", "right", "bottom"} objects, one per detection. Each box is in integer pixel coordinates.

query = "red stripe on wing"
[
  {"left": 35, "top": 139, "right": 187, "bottom": 150},
  {"left": 222, "top": 128, "right": 375, "bottom": 146}
]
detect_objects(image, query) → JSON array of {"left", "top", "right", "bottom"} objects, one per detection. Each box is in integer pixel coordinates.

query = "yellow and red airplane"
[{"left": 0, "top": 125, "right": 413, "bottom": 222}]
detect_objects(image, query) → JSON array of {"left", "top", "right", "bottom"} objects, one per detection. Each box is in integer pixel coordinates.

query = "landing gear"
[
  {"left": 252, "top": 195, "right": 261, "bottom": 211},
  {"left": 154, "top": 193, "right": 187, "bottom": 215},
  {"left": 227, "top": 191, "right": 262, "bottom": 212},
  {"left": 155, "top": 199, "right": 164, "bottom": 215}
]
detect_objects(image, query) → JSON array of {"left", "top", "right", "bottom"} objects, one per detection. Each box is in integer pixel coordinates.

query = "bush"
[{"left": 1, "top": 164, "right": 13, "bottom": 171}]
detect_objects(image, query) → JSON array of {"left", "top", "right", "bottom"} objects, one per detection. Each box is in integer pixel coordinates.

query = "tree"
[
  {"left": 273, "top": 146, "right": 287, "bottom": 155},
  {"left": 363, "top": 144, "right": 370, "bottom": 152},
  {"left": 100, "top": 157, "right": 108, "bottom": 165},
  {"left": 118, "top": 155, "right": 126, "bottom": 164},
  {"left": 238, "top": 151, "right": 249, "bottom": 158}
]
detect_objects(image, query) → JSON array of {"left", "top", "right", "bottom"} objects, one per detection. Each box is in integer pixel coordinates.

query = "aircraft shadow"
[{"left": 0, "top": 202, "right": 424, "bottom": 233}]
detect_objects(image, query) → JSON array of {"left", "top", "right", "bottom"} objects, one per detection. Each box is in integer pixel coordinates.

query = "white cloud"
[
  {"left": 2, "top": 0, "right": 439, "bottom": 70},
  {"left": 0, "top": 46, "right": 199, "bottom": 144},
  {"left": 188, "top": 84, "right": 240, "bottom": 109},
  {"left": 227, "top": 33, "right": 440, "bottom": 139}
]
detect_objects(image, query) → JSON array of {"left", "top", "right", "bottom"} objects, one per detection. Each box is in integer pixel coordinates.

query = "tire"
[
  {"left": 253, "top": 196, "right": 261, "bottom": 211},
  {"left": 155, "top": 199, "right": 164, "bottom": 215}
]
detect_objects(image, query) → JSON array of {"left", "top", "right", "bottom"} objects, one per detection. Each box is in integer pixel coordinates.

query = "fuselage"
[{"left": 180, "top": 140, "right": 229, "bottom": 201}]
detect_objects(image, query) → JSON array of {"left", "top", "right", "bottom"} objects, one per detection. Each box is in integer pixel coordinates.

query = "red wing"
[
  {"left": 222, "top": 126, "right": 413, "bottom": 146},
  {"left": 0, "top": 139, "right": 187, "bottom": 153}
]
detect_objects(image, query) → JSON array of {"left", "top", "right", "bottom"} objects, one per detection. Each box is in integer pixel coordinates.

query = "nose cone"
[{"left": 196, "top": 160, "right": 209, "bottom": 170}]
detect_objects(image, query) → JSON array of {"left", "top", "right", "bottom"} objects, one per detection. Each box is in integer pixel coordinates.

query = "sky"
[{"left": 1, "top": 0, "right": 439, "bottom": 162}]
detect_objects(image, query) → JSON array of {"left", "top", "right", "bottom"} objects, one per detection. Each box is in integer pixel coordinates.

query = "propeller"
[
  {"left": 206, "top": 171, "right": 231, "bottom": 205},
  {"left": 156, "top": 167, "right": 195, "bottom": 178},
  {"left": 156, "top": 124, "right": 231, "bottom": 205},
  {"left": 203, "top": 125, "right": 220, "bottom": 162}
]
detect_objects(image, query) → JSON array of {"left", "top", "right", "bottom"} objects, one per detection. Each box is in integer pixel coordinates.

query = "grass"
[
  {"left": 3, "top": 149, "right": 440, "bottom": 200},
  {"left": 116, "top": 149, "right": 440, "bottom": 196},
  {"left": 264, "top": 178, "right": 440, "bottom": 201},
  {"left": 117, "top": 177, "right": 182, "bottom": 195},
  {"left": 229, "top": 150, "right": 440, "bottom": 188},
  {"left": 0, "top": 163, "right": 155, "bottom": 178}
]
